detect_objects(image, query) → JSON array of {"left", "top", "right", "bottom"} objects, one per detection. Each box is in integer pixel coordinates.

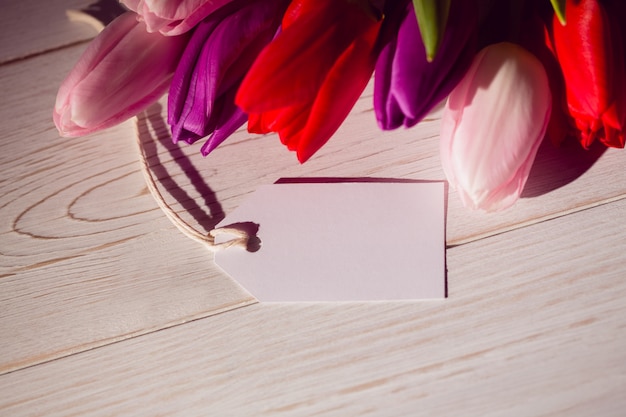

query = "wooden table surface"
[{"left": 1, "top": 1, "right": 625, "bottom": 416}]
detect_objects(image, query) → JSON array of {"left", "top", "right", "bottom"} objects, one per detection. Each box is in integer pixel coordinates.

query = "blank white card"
[{"left": 214, "top": 180, "right": 446, "bottom": 302}]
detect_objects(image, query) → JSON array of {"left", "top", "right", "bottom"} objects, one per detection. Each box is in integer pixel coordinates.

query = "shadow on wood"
[
  {"left": 522, "top": 138, "right": 606, "bottom": 198},
  {"left": 136, "top": 102, "right": 226, "bottom": 233}
]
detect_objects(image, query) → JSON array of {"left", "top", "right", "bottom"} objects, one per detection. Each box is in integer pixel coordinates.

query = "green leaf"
[
  {"left": 550, "top": 0, "right": 566, "bottom": 25},
  {"left": 412, "top": 0, "right": 451, "bottom": 62}
]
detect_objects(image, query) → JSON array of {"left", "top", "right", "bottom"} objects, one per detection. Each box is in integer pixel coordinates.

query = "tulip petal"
[
  {"left": 293, "top": 21, "right": 382, "bottom": 162},
  {"left": 199, "top": 87, "right": 248, "bottom": 156},
  {"left": 53, "top": 12, "right": 188, "bottom": 137},
  {"left": 168, "top": 0, "right": 288, "bottom": 153},
  {"left": 168, "top": 16, "right": 221, "bottom": 134},
  {"left": 236, "top": 0, "right": 377, "bottom": 113},
  {"left": 122, "top": 0, "right": 233, "bottom": 35},
  {"left": 236, "top": 0, "right": 382, "bottom": 162},
  {"left": 441, "top": 43, "right": 551, "bottom": 211},
  {"left": 551, "top": 0, "right": 626, "bottom": 148},
  {"left": 374, "top": 0, "right": 478, "bottom": 130}
]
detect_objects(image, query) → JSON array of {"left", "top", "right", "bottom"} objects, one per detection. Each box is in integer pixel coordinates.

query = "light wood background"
[{"left": 1, "top": 1, "right": 624, "bottom": 415}]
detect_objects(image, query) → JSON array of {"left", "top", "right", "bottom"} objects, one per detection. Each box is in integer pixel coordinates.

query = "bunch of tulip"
[{"left": 54, "top": 0, "right": 626, "bottom": 212}]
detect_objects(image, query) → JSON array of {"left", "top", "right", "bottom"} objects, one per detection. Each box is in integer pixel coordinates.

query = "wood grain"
[
  {"left": 2, "top": 32, "right": 626, "bottom": 375},
  {"left": 0, "top": 0, "right": 99, "bottom": 64},
  {"left": 0, "top": 45, "right": 254, "bottom": 375},
  {"left": 2, "top": 2, "right": 625, "bottom": 412},
  {"left": 1, "top": 198, "right": 624, "bottom": 416},
  {"left": 136, "top": 85, "right": 626, "bottom": 248}
]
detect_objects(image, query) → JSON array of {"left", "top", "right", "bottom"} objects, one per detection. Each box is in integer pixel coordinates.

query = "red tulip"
[
  {"left": 550, "top": 0, "right": 626, "bottom": 148},
  {"left": 235, "top": 0, "right": 383, "bottom": 163}
]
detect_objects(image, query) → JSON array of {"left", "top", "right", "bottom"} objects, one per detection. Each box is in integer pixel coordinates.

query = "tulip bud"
[
  {"left": 121, "top": 0, "right": 232, "bottom": 35},
  {"left": 167, "top": 0, "right": 288, "bottom": 156},
  {"left": 53, "top": 12, "right": 188, "bottom": 137},
  {"left": 374, "top": 0, "right": 478, "bottom": 130},
  {"left": 550, "top": 0, "right": 625, "bottom": 148},
  {"left": 440, "top": 42, "right": 551, "bottom": 212},
  {"left": 236, "top": 0, "right": 383, "bottom": 163}
]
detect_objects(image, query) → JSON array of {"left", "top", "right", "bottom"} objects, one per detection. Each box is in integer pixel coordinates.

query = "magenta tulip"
[
  {"left": 168, "top": 0, "right": 288, "bottom": 156},
  {"left": 53, "top": 12, "right": 188, "bottom": 137},
  {"left": 374, "top": 0, "right": 478, "bottom": 130},
  {"left": 440, "top": 42, "right": 551, "bottom": 211},
  {"left": 121, "top": 0, "right": 233, "bottom": 35}
]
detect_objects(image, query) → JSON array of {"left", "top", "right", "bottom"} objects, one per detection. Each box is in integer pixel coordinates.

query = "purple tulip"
[
  {"left": 167, "top": 0, "right": 288, "bottom": 156},
  {"left": 374, "top": 0, "right": 479, "bottom": 130}
]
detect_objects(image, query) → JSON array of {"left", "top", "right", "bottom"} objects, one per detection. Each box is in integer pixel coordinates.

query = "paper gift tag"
[{"left": 214, "top": 180, "right": 446, "bottom": 302}]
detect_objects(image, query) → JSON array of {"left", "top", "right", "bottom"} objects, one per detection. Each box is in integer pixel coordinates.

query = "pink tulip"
[
  {"left": 121, "top": 0, "right": 232, "bottom": 35},
  {"left": 440, "top": 42, "right": 551, "bottom": 212},
  {"left": 53, "top": 12, "right": 188, "bottom": 137}
]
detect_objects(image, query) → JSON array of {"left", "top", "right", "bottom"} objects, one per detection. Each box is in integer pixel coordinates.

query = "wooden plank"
[
  {"left": 137, "top": 85, "right": 626, "bottom": 247},
  {"left": 1, "top": 198, "right": 624, "bottom": 416},
  {"left": 0, "top": 0, "right": 100, "bottom": 64},
  {"left": 0, "top": 45, "right": 254, "bottom": 375},
  {"left": 3, "top": 31, "right": 626, "bottom": 374}
]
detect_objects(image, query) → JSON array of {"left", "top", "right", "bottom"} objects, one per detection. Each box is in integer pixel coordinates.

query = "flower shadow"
[
  {"left": 521, "top": 137, "right": 606, "bottom": 198},
  {"left": 136, "top": 102, "right": 225, "bottom": 233}
]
